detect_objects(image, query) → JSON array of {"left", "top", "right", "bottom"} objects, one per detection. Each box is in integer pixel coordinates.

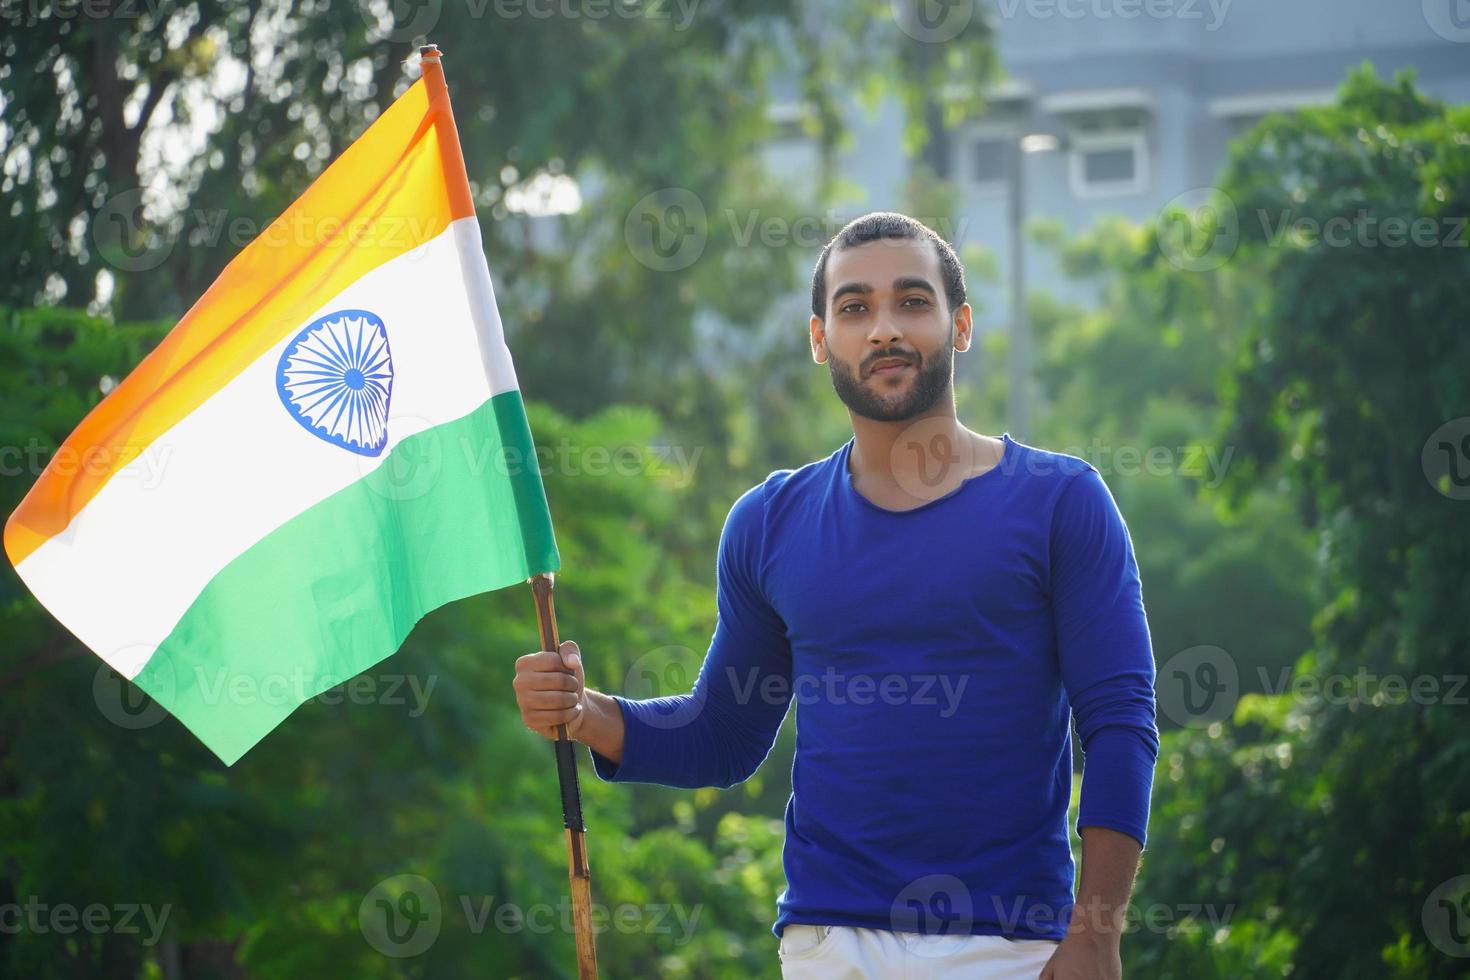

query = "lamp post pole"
[
  {"left": 1006, "top": 136, "right": 1030, "bottom": 443},
  {"left": 1006, "top": 129, "right": 1067, "bottom": 444}
]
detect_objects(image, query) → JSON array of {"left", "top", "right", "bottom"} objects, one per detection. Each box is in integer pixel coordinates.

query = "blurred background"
[{"left": 2, "top": 0, "right": 1468, "bottom": 976}]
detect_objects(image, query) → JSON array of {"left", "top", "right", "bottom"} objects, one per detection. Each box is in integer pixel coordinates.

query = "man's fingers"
[
  {"left": 513, "top": 651, "right": 553, "bottom": 675},
  {"left": 514, "top": 643, "right": 584, "bottom": 680},
  {"left": 515, "top": 650, "right": 567, "bottom": 672},
  {"left": 521, "top": 689, "right": 580, "bottom": 710},
  {"left": 559, "top": 639, "right": 581, "bottom": 669},
  {"left": 513, "top": 669, "right": 579, "bottom": 693},
  {"left": 524, "top": 706, "right": 581, "bottom": 732}
]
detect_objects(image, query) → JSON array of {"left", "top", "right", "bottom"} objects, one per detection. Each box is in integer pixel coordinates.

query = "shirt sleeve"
[
  {"left": 1049, "top": 466, "right": 1160, "bottom": 849},
  {"left": 587, "top": 480, "right": 794, "bottom": 788}
]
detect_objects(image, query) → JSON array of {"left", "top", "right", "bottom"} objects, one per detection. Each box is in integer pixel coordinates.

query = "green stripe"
[{"left": 132, "top": 390, "right": 559, "bottom": 765}]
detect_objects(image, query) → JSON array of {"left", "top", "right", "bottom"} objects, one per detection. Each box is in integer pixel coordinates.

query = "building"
[{"left": 761, "top": 0, "right": 1470, "bottom": 340}]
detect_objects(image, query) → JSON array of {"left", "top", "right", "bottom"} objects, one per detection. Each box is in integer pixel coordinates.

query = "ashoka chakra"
[{"left": 277, "top": 309, "right": 394, "bottom": 456}]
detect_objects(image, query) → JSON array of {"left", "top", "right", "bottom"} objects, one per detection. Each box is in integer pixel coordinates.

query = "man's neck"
[
  {"left": 848, "top": 412, "right": 959, "bottom": 479},
  {"left": 847, "top": 413, "right": 1004, "bottom": 509}
]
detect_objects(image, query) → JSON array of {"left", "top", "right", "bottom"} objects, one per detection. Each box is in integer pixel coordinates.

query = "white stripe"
[{"left": 15, "top": 217, "right": 521, "bottom": 678}]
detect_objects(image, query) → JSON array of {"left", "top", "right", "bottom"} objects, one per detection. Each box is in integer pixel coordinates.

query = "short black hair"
[{"left": 810, "top": 211, "right": 966, "bottom": 319}]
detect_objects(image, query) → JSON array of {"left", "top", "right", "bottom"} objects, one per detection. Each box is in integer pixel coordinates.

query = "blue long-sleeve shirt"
[{"left": 588, "top": 432, "right": 1160, "bottom": 942}]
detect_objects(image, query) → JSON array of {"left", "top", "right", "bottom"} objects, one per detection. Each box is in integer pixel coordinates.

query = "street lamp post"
[{"left": 1007, "top": 130, "right": 1067, "bottom": 444}]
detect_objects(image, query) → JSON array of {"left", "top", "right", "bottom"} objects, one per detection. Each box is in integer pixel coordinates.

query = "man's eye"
[
  {"left": 902, "top": 296, "right": 930, "bottom": 307},
  {"left": 840, "top": 303, "right": 865, "bottom": 314}
]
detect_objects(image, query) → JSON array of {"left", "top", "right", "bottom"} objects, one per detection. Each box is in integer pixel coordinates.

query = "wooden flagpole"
[
  {"left": 529, "top": 572, "right": 599, "bottom": 980},
  {"left": 414, "top": 43, "right": 598, "bottom": 979}
]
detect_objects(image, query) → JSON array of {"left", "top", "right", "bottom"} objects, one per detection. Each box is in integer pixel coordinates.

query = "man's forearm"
[
  {"left": 576, "top": 689, "right": 626, "bottom": 765},
  {"left": 1040, "top": 826, "right": 1140, "bottom": 978},
  {"left": 1069, "top": 825, "right": 1142, "bottom": 940}
]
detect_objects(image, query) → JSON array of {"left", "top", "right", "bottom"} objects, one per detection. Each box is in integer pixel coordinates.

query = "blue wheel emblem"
[{"left": 277, "top": 309, "right": 394, "bottom": 456}]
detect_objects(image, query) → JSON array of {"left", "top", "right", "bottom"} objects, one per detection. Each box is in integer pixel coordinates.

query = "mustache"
[{"left": 863, "top": 351, "right": 919, "bottom": 374}]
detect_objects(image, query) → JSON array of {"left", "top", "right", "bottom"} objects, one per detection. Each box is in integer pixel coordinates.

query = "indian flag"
[{"left": 3, "top": 51, "right": 559, "bottom": 766}]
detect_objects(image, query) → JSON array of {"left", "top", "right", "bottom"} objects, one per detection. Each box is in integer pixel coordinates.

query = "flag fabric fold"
[{"left": 4, "top": 60, "right": 560, "bottom": 765}]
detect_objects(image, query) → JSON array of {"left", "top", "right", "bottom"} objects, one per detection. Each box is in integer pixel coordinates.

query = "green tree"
[
  {"left": 1025, "top": 211, "right": 1319, "bottom": 710},
  {"left": 1125, "top": 64, "right": 1470, "bottom": 978}
]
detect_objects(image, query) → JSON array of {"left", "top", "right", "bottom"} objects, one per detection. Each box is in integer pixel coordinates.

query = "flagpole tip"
[{"left": 419, "top": 43, "right": 442, "bottom": 63}]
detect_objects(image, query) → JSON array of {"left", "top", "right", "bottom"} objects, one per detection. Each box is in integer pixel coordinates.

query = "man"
[{"left": 513, "top": 212, "right": 1159, "bottom": 979}]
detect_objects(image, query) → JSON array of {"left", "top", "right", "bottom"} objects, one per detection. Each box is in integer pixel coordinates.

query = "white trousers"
[{"left": 778, "top": 924, "right": 1059, "bottom": 979}]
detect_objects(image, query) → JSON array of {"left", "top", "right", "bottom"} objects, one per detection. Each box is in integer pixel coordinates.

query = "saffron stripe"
[{"left": 5, "top": 76, "right": 475, "bottom": 564}]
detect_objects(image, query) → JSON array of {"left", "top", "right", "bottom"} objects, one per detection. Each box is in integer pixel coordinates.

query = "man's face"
[{"left": 811, "top": 237, "right": 971, "bottom": 423}]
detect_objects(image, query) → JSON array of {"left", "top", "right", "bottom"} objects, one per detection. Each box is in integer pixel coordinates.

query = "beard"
[{"left": 826, "top": 340, "right": 953, "bottom": 423}]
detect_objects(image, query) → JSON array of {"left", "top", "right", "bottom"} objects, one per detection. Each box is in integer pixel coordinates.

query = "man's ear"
[
  {"left": 810, "top": 313, "right": 827, "bottom": 364},
  {"left": 951, "top": 303, "right": 974, "bottom": 354}
]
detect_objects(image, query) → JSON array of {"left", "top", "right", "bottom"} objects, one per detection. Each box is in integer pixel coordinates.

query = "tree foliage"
[{"left": 1125, "top": 65, "right": 1470, "bottom": 978}]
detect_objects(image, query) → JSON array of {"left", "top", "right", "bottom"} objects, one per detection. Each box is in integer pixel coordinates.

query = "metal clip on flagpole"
[{"left": 414, "top": 41, "right": 599, "bottom": 980}]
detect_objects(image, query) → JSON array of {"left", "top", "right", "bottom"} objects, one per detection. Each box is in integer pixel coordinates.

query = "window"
[
  {"left": 971, "top": 137, "right": 1010, "bottom": 184},
  {"left": 1082, "top": 146, "right": 1135, "bottom": 183},
  {"left": 764, "top": 102, "right": 809, "bottom": 142},
  {"left": 1069, "top": 131, "right": 1149, "bottom": 198},
  {"left": 954, "top": 125, "right": 1016, "bottom": 195}
]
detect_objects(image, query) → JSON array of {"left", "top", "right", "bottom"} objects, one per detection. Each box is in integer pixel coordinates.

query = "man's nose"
[{"left": 867, "top": 315, "right": 903, "bottom": 345}]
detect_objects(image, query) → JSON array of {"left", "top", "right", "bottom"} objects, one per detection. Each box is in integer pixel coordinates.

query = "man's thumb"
[{"left": 560, "top": 640, "right": 582, "bottom": 671}]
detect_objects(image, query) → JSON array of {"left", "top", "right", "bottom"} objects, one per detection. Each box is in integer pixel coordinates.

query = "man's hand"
[
  {"left": 1038, "top": 930, "right": 1121, "bottom": 980},
  {"left": 513, "top": 639, "right": 587, "bottom": 739}
]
